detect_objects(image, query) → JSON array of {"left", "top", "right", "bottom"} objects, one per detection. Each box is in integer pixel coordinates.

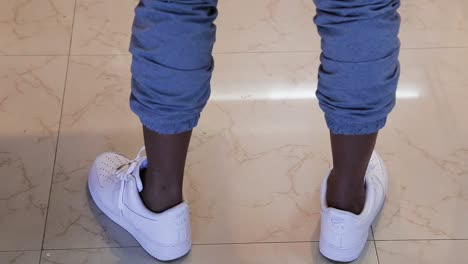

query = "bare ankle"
[
  {"left": 326, "top": 170, "right": 366, "bottom": 215},
  {"left": 140, "top": 188, "right": 182, "bottom": 213},
  {"left": 326, "top": 194, "right": 366, "bottom": 215},
  {"left": 141, "top": 127, "right": 190, "bottom": 213}
]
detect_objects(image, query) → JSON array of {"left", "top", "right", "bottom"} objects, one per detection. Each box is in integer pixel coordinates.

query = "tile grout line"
[
  {"left": 2, "top": 44, "right": 468, "bottom": 57},
  {"left": 371, "top": 227, "right": 382, "bottom": 264},
  {"left": 0, "top": 249, "right": 42, "bottom": 253},
  {"left": 37, "top": 0, "right": 79, "bottom": 263},
  {"left": 4, "top": 238, "right": 468, "bottom": 253},
  {"left": 374, "top": 238, "right": 468, "bottom": 242},
  {"left": 0, "top": 54, "right": 69, "bottom": 57},
  {"left": 40, "top": 241, "right": 319, "bottom": 253},
  {"left": 400, "top": 46, "right": 468, "bottom": 50},
  {"left": 216, "top": 46, "right": 468, "bottom": 54},
  {"left": 33, "top": 239, "right": 468, "bottom": 252}
]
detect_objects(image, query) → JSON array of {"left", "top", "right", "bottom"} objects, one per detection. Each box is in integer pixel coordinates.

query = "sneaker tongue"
[{"left": 131, "top": 157, "right": 147, "bottom": 192}]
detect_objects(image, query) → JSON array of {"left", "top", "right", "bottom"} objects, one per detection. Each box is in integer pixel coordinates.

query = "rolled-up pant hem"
[
  {"left": 131, "top": 102, "right": 200, "bottom": 135},
  {"left": 326, "top": 116, "right": 387, "bottom": 135}
]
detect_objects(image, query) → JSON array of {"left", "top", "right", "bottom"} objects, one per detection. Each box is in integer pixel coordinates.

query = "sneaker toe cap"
[{"left": 90, "top": 152, "right": 129, "bottom": 188}]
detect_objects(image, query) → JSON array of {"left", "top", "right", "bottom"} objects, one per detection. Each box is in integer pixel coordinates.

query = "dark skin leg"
[
  {"left": 139, "top": 124, "right": 375, "bottom": 215},
  {"left": 326, "top": 132, "right": 378, "bottom": 215},
  {"left": 139, "top": 126, "right": 192, "bottom": 213}
]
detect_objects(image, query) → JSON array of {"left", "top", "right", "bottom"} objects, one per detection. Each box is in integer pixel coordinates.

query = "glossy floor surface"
[{"left": 1, "top": 0, "right": 467, "bottom": 263}]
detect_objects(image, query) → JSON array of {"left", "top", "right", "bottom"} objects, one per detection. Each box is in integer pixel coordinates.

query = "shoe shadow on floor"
[{"left": 86, "top": 188, "right": 139, "bottom": 246}]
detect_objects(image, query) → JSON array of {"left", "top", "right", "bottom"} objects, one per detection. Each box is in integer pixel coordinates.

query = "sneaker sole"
[
  {"left": 319, "top": 152, "right": 388, "bottom": 262},
  {"left": 320, "top": 240, "right": 367, "bottom": 263},
  {"left": 88, "top": 165, "right": 191, "bottom": 261}
]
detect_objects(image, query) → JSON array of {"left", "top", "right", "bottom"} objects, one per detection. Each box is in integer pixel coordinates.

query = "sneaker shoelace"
[{"left": 113, "top": 146, "right": 146, "bottom": 215}]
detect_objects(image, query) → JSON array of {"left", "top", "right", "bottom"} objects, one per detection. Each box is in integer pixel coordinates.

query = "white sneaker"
[
  {"left": 319, "top": 152, "right": 388, "bottom": 262},
  {"left": 87, "top": 147, "right": 191, "bottom": 261}
]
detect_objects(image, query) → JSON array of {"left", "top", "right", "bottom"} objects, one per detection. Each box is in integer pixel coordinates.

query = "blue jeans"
[{"left": 130, "top": 0, "right": 401, "bottom": 135}]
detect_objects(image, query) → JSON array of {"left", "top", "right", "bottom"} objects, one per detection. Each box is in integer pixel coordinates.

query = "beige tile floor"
[{"left": 1, "top": 0, "right": 467, "bottom": 263}]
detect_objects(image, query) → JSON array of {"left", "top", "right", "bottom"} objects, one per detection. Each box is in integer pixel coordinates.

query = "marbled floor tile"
[
  {"left": 400, "top": 0, "right": 468, "bottom": 49},
  {"left": 377, "top": 240, "right": 468, "bottom": 264},
  {"left": 43, "top": 55, "right": 143, "bottom": 249},
  {"left": 0, "top": 56, "right": 68, "bottom": 250},
  {"left": 70, "top": 0, "right": 139, "bottom": 55},
  {"left": 427, "top": 49, "right": 468, "bottom": 147},
  {"left": 43, "top": 52, "right": 352, "bottom": 248},
  {"left": 67, "top": 0, "right": 468, "bottom": 56},
  {"left": 373, "top": 49, "right": 468, "bottom": 240},
  {"left": 215, "top": 0, "right": 319, "bottom": 53},
  {"left": 41, "top": 242, "right": 378, "bottom": 264},
  {"left": 187, "top": 52, "right": 330, "bottom": 244},
  {"left": 219, "top": 0, "right": 468, "bottom": 51},
  {"left": 0, "top": 251, "right": 40, "bottom": 264},
  {"left": 69, "top": 0, "right": 319, "bottom": 55},
  {"left": 0, "top": 0, "right": 75, "bottom": 55}
]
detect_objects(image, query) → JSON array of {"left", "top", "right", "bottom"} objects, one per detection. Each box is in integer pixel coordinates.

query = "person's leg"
[
  {"left": 314, "top": 0, "right": 401, "bottom": 261},
  {"left": 88, "top": 1, "right": 218, "bottom": 261},
  {"left": 314, "top": 0, "right": 401, "bottom": 214},
  {"left": 327, "top": 133, "right": 377, "bottom": 214},
  {"left": 139, "top": 129, "right": 192, "bottom": 213},
  {"left": 130, "top": 0, "right": 218, "bottom": 213}
]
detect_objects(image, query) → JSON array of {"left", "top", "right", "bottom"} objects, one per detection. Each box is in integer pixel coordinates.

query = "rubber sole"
[
  {"left": 88, "top": 166, "right": 191, "bottom": 261},
  {"left": 320, "top": 239, "right": 367, "bottom": 263}
]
